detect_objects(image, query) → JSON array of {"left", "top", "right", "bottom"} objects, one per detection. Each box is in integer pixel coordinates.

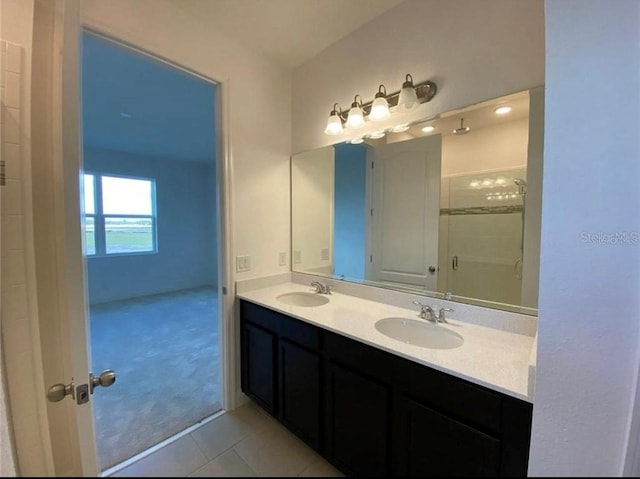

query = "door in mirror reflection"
[{"left": 369, "top": 136, "right": 441, "bottom": 291}]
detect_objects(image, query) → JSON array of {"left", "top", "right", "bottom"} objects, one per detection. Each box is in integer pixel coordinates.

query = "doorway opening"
[{"left": 81, "top": 30, "right": 222, "bottom": 472}]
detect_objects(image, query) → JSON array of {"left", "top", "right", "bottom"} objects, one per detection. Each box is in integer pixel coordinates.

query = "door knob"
[
  {"left": 47, "top": 381, "right": 75, "bottom": 402},
  {"left": 428, "top": 265, "right": 437, "bottom": 273},
  {"left": 90, "top": 369, "right": 116, "bottom": 394}
]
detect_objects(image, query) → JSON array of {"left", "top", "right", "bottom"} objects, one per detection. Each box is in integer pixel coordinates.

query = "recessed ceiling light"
[
  {"left": 120, "top": 112, "right": 133, "bottom": 118},
  {"left": 494, "top": 106, "right": 512, "bottom": 115},
  {"left": 421, "top": 125, "right": 435, "bottom": 133},
  {"left": 350, "top": 138, "right": 364, "bottom": 144},
  {"left": 391, "top": 124, "right": 410, "bottom": 133}
]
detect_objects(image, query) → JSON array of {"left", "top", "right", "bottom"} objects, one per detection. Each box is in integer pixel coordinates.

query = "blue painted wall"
[
  {"left": 333, "top": 143, "right": 368, "bottom": 281},
  {"left": 84, "top": 147, "right": 217, "bottom": 304}
]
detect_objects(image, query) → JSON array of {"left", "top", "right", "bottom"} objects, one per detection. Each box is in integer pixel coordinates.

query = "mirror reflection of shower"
[{"left": 514, "top": 178, "right": 527, "bottom": 279}]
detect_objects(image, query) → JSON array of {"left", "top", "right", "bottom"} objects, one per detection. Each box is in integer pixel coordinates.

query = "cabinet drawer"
[
  {"left": 240, "top": 300, "right": 321, "bottom": 351},
  {"left": 324, "top": 330, "right": 395, "bottom": 383},
  {"left": 397, "top": 358, "right": 502, "bottom": 435},
  {"left": 279, "top": 314, "right": 321, "bottom": 351}
]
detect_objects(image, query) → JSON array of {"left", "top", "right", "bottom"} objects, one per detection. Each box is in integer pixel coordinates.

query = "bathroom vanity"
[{"left": 237, "top": 279, "right": 535, "bottom": 477}]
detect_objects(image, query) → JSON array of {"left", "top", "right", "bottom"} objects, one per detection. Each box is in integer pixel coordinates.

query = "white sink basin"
[
  {"left": 375, "top": 317, "right": 464, "bottom": 350},
  {"left": 276, "top": 292, "right": 330, "bottom": 307}
]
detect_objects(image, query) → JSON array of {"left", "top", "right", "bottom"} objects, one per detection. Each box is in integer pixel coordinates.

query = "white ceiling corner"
[{"left": 170, "top": 0, "right": 407, "bottom": 69}]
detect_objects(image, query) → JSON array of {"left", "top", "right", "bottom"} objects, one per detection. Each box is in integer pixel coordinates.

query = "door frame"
[{"left": 28, "top": 1, "right": 235, "bottom": 475}]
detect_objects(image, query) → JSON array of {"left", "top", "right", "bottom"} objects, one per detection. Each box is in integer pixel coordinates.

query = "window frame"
[{"left": 83, "top": 172, "right": 158, "bottom": 257}]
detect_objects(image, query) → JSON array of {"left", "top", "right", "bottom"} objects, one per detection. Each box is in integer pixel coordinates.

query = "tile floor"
[{"left": 108, "top": 400, "right": 344, "bottom": 477}]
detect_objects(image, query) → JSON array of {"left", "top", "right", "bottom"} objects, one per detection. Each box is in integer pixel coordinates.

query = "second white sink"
[
  {"left": 276, "top": 291, "right": 330, "bottom": 307},
  {"left": 375, "top": 317, "right": 464, "bottom": 349}
]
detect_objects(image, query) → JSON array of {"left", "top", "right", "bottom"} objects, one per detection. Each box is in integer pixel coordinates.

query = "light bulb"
[
  {"left": 370, "top": 97, "right": 391, "bottom": 121},
  {"left": 495, "top": 105, "right": 512, "bottom": 115},
  {"left": 397, "top": 73, "right": 418, "bottom": 112},
  {"left": 325, "top": 113, "right": 343, "bottom": 135},
  {"left": 369, "top": 85, "right": 390, "bottom": 121},
  {"left": 346, "top": 95, "right": 365, "bottom": 129},
  {"left": 421, "top": 125, "right": 435, "bottom": 133},
  {"left": 324, "top": 103, "right": 344, "bottom": 135}
]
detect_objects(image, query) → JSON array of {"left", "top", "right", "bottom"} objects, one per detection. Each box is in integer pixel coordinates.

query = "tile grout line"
[{"left": 103, "top": 409, "right": 225, "bottom": 477}]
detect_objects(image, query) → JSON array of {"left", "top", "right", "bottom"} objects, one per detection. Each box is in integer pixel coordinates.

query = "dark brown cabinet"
[
  {"left": 325, "top": 361, "right": 391, "bottom": 476},
  {"left": 240, "top": 321, "right": 277, "bottom": 414},
  {"left": 239, "top": 299, "right": 533, "bottom": 477},
  {"left": 279, "top": 339, "right": 321, "bottom": 449},
  {"left": 240, "top": 300, "right": 322, "bottom": 450}
]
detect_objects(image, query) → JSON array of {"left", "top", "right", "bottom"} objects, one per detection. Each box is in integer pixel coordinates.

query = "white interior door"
[
  {"left": 369, "top": 135, "right": 441, "bottom": 291},
  {"left": 32, "top": 0, "right": 99, "bottom": 475}
]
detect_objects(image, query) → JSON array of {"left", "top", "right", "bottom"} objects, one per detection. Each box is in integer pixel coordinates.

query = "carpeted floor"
[{"left": 89, "top": 286, "right": 221, "bottom": 471}]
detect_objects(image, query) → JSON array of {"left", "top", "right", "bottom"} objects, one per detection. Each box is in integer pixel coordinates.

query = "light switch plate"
[
  {"left": 236, "top": 255, "right": 251, "bottom": 272},
  {"left": 279, "top": 252, "right": 287, "bottom": 266}
]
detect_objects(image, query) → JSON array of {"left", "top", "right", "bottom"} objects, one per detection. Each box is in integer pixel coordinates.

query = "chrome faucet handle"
[
  {"left": 310, "top": 281, "right": 331, "bottom": 294},
  {"left": 437, "top": 307, "right": 454, "bottom": 323},
  {"left": 412, "top": 301, "right": 436, "bottom": 320}
]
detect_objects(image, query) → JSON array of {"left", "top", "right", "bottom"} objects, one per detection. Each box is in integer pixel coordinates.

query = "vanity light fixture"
[
  {"left": 369, "top": 85, "right": 391, "bottom": 121},
  {"left": 324, "top": 103, "right": 344, "bottom": 135},
  {"left": 323, "top": 73, "right": 437, "bottom": 136},
  {"left": 494, "top": 105, "right": 512, "bottom": 115},
  {"left": 397, "top": 73, "right": 419, "bottom": 112},
  {"left": 346, "top": 95, "right": 366, "bottom": 129}
]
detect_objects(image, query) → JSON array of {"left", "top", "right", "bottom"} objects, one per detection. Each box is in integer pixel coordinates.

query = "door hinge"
[
  {"left": 370, "top": 255, "right": 373, "bottom": 263},
  {"left": 222, "top": 286, "right": 228, "bottom": 295},
  {"left": 370, "top": 208, "right": 373, "bottom": 217},
  {"left": 0, "top": 160, "right": 5, "bottom": 186}
]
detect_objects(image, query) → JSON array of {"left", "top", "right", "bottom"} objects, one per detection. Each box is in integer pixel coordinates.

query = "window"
[{"left": 83, "top": 173, "right": 157, "bottom": 256}]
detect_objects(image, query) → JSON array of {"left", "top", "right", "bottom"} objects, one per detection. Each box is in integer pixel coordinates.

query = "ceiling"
[
  {"left": 82, "top": 32, "right": 216, "bottom": 163},
  {"left": 170, "top": 0, "right": 407, "bottom": 69},
  {"left": 82, "top": 1, "right": 405, "bottom": 161}
]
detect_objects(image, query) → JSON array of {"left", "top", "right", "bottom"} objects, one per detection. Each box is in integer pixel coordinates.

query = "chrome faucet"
[
  {"left": 413, "top": 301, "right": 437, "bottom": 321},
  {"left": 436, "top": 307, "right": 454, "bottom": 323},
  {"left": 412, "top": 301, "right": 454, "bottom": 323},
  {"left": 310, "top": 281, "right": 332, "bottom": 295}
]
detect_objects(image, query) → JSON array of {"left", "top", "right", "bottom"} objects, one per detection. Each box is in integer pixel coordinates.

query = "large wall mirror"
[{"left": 291, "top": 88, "right": 543, "bottom": 315}]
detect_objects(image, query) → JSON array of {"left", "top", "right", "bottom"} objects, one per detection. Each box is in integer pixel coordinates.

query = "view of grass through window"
[{"left": 83, "top": 174, "right": 156, "bottom": 255}]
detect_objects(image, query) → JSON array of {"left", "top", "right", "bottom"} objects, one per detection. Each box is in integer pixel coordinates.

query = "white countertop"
[{"left": 237, "top": 281, "right": 535, "bottom": 403}]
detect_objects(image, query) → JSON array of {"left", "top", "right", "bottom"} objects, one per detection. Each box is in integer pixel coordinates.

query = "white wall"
[
  {"left": 441, "top": 118, "right": 528, "bottom": 177},
  {"left": 291, "top": 146, "right": 334, "bottom": 273},
  {"left": 530, "top": 0, "right": 640, "bottom": 475},
  {"left": 292, "top": 0, "right": 545, "bottom": 153},
  {"left": 0, "top": 0, "right": 54, "bottom": 476},
  {"left": 80, "top": 0, "right": 292, "bottom": 281}
]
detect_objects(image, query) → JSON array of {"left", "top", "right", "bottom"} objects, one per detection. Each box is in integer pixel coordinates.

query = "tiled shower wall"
[{"left": 1, "top": 39, "right": 50, "bottom": 476}]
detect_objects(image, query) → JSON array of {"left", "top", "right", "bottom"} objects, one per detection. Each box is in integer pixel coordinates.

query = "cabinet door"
[
  {"left": 241, "top": 321, "right": 277, "bottom": 415},
  {"left": 279, "top": 339, "right": 321, "bottom": 450},
  {"left": 397, "top": 396, "right": 500, "bottom": 477},
  {"left": 325, "top": 361, "right": 391, "bottom": 477}
]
